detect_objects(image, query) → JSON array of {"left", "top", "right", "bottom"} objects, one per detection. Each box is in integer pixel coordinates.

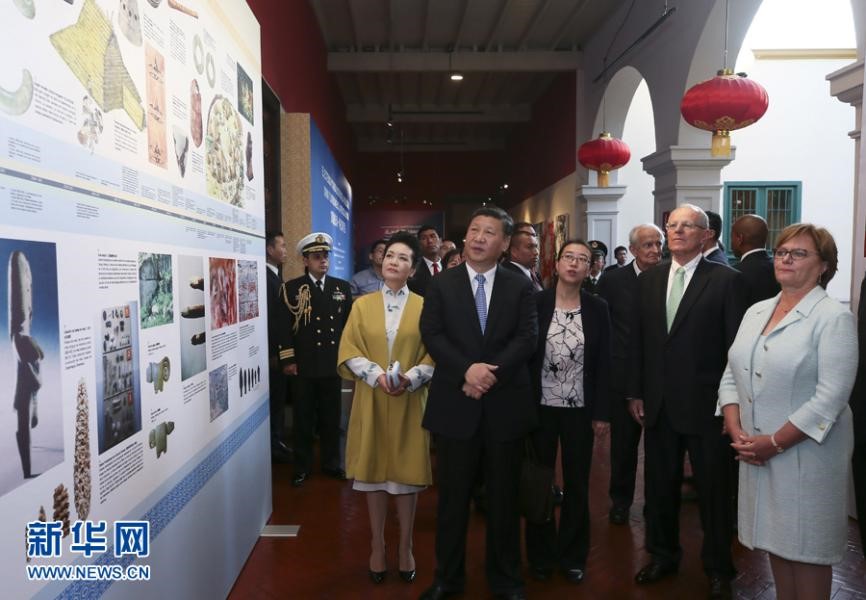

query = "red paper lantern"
[
  {"left": 577, "top": 132, "right": 630, "bottom": 188},
  {"left": 681, "top": 68, "right": 769, "bottom": 157}
]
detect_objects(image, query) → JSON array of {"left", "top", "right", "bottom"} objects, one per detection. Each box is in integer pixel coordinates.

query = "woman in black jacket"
[{"left": 525, "top": 239, "right": 611, "bottom": 585}]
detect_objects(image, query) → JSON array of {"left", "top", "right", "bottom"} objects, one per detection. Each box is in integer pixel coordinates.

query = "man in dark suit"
[
  {"left": 596, "top": 224, "right": 664, "bottom": 525},
  {"left": 582, "top": 250, "right": 605, "bottom": 294},
  {"left": 852, "top": 274, "right": 866, "bottom": 558},
  {"left": 501, "top": 226, "right": 542, "bottom": 291},
  {"left": 419, "top": 206, "right": 538, "bottom": 600},
  {"left": 265, "top": 231, "right": 293, "bottom": 463},
  {"left": 628, "top": 204, "right": 746, "bottom": 599},
  {"left": 702, "top": 210, "right": 729, "bottom": 265},
  {"left": 408, "top": 224, "right": 443, "bottom": 296},
  {"left": 730, "top": 214, "right": 780, "bottom": 306},
  {"left": 604, "top": 245, "right": 629, "bottom": 272},
  {"left": 282, "top": 232, "right": 353, "bottom": 487}
]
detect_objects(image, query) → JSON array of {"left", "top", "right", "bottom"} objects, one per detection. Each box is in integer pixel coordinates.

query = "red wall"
[
  {"left": 353, "top": 151, "right": 506, "bottom": 210},
  {"left": 505, "top": 72, "right": 577, "bottom": 205},
  {"left": 247, "top": 0, "right": 356, "bottom": 180}
]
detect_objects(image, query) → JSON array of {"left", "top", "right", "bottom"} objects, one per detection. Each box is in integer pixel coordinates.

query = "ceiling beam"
[
  {"left": 357, "top": 138, "right": 506, "bottom": 152},
  {"left": 549, "top": 0, "right": 589, "bottom": 50},
  {"left": 485, "top": 0, "right": 513, "bottom": 52},
  {"left": 347, "top": 103, "right": 531, "bottom": 123},
  {"left": 518, "top": 0, "right": 553, "bottom": 50},
  {"left": 328, "top": 50, "right": 580, "bottom": 72}
]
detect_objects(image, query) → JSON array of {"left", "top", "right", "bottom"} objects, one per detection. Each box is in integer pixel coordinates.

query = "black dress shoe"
[
  {"left": 271, "top": 446, "right": 293, "bottom": 464},
  {"left": 529, "top": 565, "right": 552, "bottom": 581},
  {"left": 495, "top": 591, "right": 526, "bottom": 600},
  {"left": 634, "top": 561, "right": 678, "bottom": 584},
  {"left": 398, "top": 569, "right": 416, "bottom": 583},
  {"left": 708, "top": 575, "right": 732, "bottom": 599},
  {"left": 291, "top": 472, "right": 308, "bottom": 487},
  {"left": 368, "top": 569, "right": 386, "bottom": 584},
  {"left": 562, "top": 567, "right": 585, "bottom": 583},
  {"left": 419, "top": 583, "right": 458, "bottom": 600},
  {"left": 609, "top": 506, "right": 629, "bottom": 525},
  {"left": 322, "top": 467, "right": 346, "bottom": 480}
]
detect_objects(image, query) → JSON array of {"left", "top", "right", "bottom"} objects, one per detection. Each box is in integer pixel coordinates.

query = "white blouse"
[
  {"left": 540, "top": 307, "right": 585, "bottom": 408},
  {"left": 344, "top": 284, "right": 433, "bottom": 390}
]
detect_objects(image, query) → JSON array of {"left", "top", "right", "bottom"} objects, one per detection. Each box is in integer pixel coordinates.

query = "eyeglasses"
[
  {"left": 773, "top": 248, "right": 818, "bottom": 261},
  {"left": 560, "top": 253, "right": 590, "bottom": 265},
  {"left": 664, "top": 221, "right": 706, "bottom": 231}
]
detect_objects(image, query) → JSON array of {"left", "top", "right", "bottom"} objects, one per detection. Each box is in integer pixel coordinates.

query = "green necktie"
[{"left": 666, "top": 267, "right": 685, "bottom": 331}]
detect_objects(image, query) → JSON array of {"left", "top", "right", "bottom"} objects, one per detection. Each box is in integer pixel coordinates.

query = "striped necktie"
[{"left": 474, "top": 274, "right": 487, "bottom": 333}]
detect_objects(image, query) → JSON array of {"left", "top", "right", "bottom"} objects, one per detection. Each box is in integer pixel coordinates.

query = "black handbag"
[{"left": 519, "top": 438, "right": 555, "bottom": 524}]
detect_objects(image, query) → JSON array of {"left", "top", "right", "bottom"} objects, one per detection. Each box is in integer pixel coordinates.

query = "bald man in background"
[{"left": 730, "top": 215, "right": 780, "bottom": 307}]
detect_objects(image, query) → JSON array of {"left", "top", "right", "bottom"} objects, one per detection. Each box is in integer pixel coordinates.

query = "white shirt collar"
[
  {"left": 266, "top": 263, "right": 278, "bottom": 276},
  {"left": 308, "top": 273, "right": 327, "bottom": 287},
  {"left": 740, "top": 248, "right": 767, "bottom": 260},
  {"left": 509, "top": 261, "right": 532, "bottom": 280},
  {"left": 702, "top": 244, "right": 720, "bottom": 257},
  {"left": 382, "top": 284, "right": 408, "bottom": 297},
  {"left": 632, "top": 260, "right": 643, "bottom": 275}
]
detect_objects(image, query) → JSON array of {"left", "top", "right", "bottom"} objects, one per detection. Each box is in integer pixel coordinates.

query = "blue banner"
[{"left": 309, "top": 120, "right": 353, "bottom": 280}]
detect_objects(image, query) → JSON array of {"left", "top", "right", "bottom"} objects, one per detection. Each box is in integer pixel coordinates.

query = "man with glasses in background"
[{"left": 627, "top": 204, "right": 746, "bottom": 599}]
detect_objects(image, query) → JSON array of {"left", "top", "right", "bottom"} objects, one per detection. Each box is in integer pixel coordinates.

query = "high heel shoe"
[
  {"left": 369, "top": 569, "right": 386, "bottom": 584},
  {"left": 399, "top": 569, "right": 416, "bottom": 583}
]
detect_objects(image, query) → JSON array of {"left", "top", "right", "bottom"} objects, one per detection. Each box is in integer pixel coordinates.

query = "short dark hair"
[
  {"left": 384, "top": 231, "right": 421, "bottom": 268},
  {"left": 265, "top": 231, "right": 284, "bottom": 247},
  {"left": 614, "top": 245, "right": 627, "bottom": 254},
  {"left": 513, "top": 221, "right": 535, "bottom": 234},
  {"left": 471, "top": 205, "right": 514, "bottom": 236},
  {"left": 442, "top": 248, "right": 462, "bottom": 268},
  {"left": 417, "top": 225, "right": 439, "bottom": 239},
  {"left": 706, "top": 210, "right": 722, "bottom": 241},
  {"left": 370, "top": 238, "right": 387, "bottom": 253},
  {"left": 775, "top": 223, "right": 838, "bottom": 288}
]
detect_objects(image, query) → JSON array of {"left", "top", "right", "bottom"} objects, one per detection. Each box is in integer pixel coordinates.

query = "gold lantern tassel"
[
  {"left": 598, "top": 170, "right": 610, "bottom": 188},
  {"left": 712, "top": 130, "right": 731, "bottom": 157}
]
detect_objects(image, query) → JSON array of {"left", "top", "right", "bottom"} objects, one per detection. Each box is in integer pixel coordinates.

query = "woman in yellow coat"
[{"left": 337, "top": 231, "right": 434, "bottom": 585}]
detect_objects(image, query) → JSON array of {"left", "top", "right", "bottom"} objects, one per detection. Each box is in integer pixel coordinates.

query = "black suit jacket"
[
  {"left": 266, "top": 267, "right": 292, "bottom": 367},
  {"left": 501, "top": 260, "right": 542, "bottom": 291},
  {"left": 704, "top": 247, "right": 729, "bottom": 266},
  {"left": 596, "top": 262, "right": 638, "bottom": 396},
  {"left": 282, "top": 275, "right": 353, "bottom": 378},
  {"left": 627, "top": 258, "right": 746, "bottom": 434},
  {"left": 734, "top": 250, "right": 780, "bottom": 307},
  {"left": 530, "top": 288, "right": 611, "bottom": 421},
  {"left": 420, "top": 264, "right": 539, "bottom": 441},
  {"left": 408, "top": 259, "right": 437, "bottom": 296},
  {"left": 851, "top": 275, "right": 866, "bottom": 446}
]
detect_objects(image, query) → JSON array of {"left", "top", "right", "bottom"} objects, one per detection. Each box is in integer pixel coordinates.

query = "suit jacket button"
[
  {"left": 747, "top": 397, "right": 752, "bottom": 403},
  {"left": 755, "top": 372, "right": 762, "bottom": 378},
  {"left": 317, "top": 329, "right": 321, "bottom": 333},
  {"left": 818, "top": 423, "right": 826, "bottom": 431},
  {"left": 316, "top": 316, "right": 321, "bottom": 321},
  {"left": 330, "top": 315, "right": 334, "bottom": 320},
  {"left": 330, "top": 328, "right": 334, "bottom": 332},
  {"left": 331, "top": 341, "right": 335, "bottom": 345}
]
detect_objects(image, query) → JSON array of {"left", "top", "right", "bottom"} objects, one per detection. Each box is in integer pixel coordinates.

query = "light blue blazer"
[{"left": 717, "top": 285, "right": 856, "bottom": 563}]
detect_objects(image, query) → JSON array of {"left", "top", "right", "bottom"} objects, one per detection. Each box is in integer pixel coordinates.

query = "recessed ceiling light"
[{"left": 450, "top": 73, "right": 464, "bottom": 82}]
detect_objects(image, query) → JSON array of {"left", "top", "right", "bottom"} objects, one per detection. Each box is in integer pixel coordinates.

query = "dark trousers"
[
  {"left": 268, "top": 366, "right": 287, "bottom": 444},
  {"left": 525, "top": 406, "right": 594, "bottom": 570},
  {"left": 433, "top": 433, "right": 524, "bottom": 595},
  {"left": 292, "top": 375, "right": 341, "bottom": 473},
  {"left": 854, "top": 442, "right": 866, "bottom": 558},
  {"left": 644, "top": 410, "right": 734, "bottom": 578},
  {"left": 608, "top": 391, "right": 643, "bottom": 510}
]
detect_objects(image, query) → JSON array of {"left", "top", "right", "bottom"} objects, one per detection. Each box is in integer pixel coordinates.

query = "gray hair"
[
  {"left": 628, "top": 223, "right": 665, "bottom": 247},
  {"left": 675, "top": 203, "right": 709, "bottom": 229}
]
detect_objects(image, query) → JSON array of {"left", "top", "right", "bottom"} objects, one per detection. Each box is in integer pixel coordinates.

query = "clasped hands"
[
  {"left": 728, "top": 428, "right": 776, "bottom": 466},
  {"left": 462, "top": 363, "right": 498, "bottom": 399},
  {"left": 376, "top": 372, "right": 410, "bottom": 396}
]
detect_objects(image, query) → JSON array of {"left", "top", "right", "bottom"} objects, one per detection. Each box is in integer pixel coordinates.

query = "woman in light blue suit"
[{"left": 719, "top": 224, "right": 856, "bottom": 600}]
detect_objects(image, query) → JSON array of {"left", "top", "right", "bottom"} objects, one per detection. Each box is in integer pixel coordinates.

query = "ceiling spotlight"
[
  {"left": 450, "top": 72, "right": 464, "bottom": 82},
  {"left": 502, "top": 183, "right": 509, "bottom": 189},
  {"left": 386, "top": 119, "right": 393, "bottom": 128},
  {"left": 396, "top": 170, "right": 403, "bottom": 183}
]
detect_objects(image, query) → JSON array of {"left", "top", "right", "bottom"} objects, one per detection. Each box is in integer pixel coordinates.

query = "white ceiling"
[{"left": 311, "top": 0, "right": 629, "bottom": 151}]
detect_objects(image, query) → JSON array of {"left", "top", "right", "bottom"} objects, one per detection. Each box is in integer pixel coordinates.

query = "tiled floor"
[{"left": 229, "top": 435, "right": 866, "bottom": 599}]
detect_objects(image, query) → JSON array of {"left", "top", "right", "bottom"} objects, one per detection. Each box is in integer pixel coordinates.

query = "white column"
[
  {"left": 641, "top": 146, "right": 734, "bottom": 223},
  {"left": 576, "top": 185, "right": 626, "bottom": 260},
  {"left": 827, "top": 58, "right": 864, "bottom": 311}
]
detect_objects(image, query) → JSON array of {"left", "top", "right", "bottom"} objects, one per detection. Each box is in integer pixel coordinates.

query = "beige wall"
[
  {"left": 279, "top": 112, "right": 312, "bottom": 280},
  {"left": 509, "top": 172, "right": 579, "bottom": 237}
]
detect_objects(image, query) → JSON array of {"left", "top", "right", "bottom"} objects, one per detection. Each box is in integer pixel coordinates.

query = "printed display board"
[
  {"left": 0, "top": 0, "right": 269, "bottom": 597},
  {"left": 309, "top": 120, "right": 352, "bottom": 279}
]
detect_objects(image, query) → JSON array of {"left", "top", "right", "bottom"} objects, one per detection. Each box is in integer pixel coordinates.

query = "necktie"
[
  {"left": 530, "top": 270, "right": 542, "bottom": 291},
  {"left": 432, "top": 262, "right": 440, "bottom": 275},
  {"left": 316, "top": 279, "right": 323, "bottom": 292},
  {"left": 474, "top": 274, "right": 487, "bottom": 333},
  {"left": 666, "top": 267, "right": 685, "bottom": 331}
]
